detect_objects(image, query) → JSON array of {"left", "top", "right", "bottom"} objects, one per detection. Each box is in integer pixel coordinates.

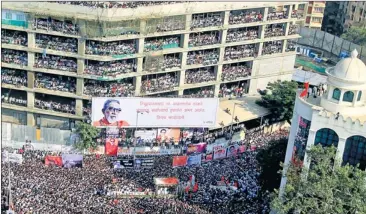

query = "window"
[
  {"left": 357, "top": 91, "right": 362, "bottom": 101},
  {"left": 314, "top": 7, "right": 324, "bottom": 13},
  {"left": 343, "top": 91, "right": 354, "bottom": 102},
  {"left": 312, "top": 17, "right": 322, "bottom": 23},
  {"left": 298, "top": 4, "right": 305, "bottom": 10},
  {"left": 16, "top": 14, "right": 25, "bottom": 21},
  {"left": 332, "top": 88, "right": 341, "bottom": 100},
  {"left": 5, "top": 12, "right": 12, "bottom": 20},
  {"left": 342, "top": 135, "right": 366, "bottom": 170},
  {"left": 315, "top": 128, "right": 339, "bottom": 147}
]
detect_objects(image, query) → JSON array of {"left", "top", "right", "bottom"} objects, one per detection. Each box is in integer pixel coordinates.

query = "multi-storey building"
[
  {"left": 1, "top": 1, "right": 305, "bottom": 129},
  {"left": 303, "top": 1, "right": 325, "bottom": 29}
]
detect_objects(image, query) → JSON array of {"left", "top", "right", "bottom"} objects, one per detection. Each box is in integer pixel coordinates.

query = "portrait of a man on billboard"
[{"left": 93, "top": 99, "right": 130, "bottom": 127}]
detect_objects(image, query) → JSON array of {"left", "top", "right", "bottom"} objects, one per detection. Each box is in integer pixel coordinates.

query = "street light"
[{"left": 231, "top": 103, "right": 241, "bottom": 132}]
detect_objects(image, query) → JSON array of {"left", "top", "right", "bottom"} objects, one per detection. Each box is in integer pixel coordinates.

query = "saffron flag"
[
  {"left": 300, "top": 82, "right": 309, "bottom": 97},
  {"left": 45, "top": 156, "right": 63, "bottom": 167},
  {"left": 193, "top": 183, "right": 198, "bottom": 192},
  {"left": 105, "top": 137, "right": 118, "bottom": 156}
]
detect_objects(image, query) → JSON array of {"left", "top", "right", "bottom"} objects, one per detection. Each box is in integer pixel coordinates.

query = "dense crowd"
[
  {"left": 286, "top": 41, "right": 296, "bottom": 52},
  {"left": 191, "top": 13, "right": 223, "bottom": 28},
  {"left": 262, "top": 41, "right": 283, "bottom": 55},
  {"left": 34, "top": 54, "right": 77, "bottom": 72},
  {"left": 183, "top": 87, "right": 215, "bottom": 98},
  {"left": 224, "top": 45, "right": 256, "bottom": 61},
  {"left": 267, "top": 11, "right": 287, "bottom": 20},
  {"left": 1, "top": 95, "right": 27, "bottom": 106},
  {"left": 221, "top": 64, "right": 251, "bottom": 81},
  {"left": 1, "top": 68, "right": 27, "bottom": 87},
  {"left": 219, "top": 83, "right": 247, "bottom": 98},
  {"left": 155, "top": 21, "right": 185, "bottom": 32},
  {"left": 288, "top": 24, "right": 299, "bottom": 35},
  {"left": 264, "top": 24, "right": 285, "bottom": 38},
  {"left": 84, "top": 79, "right": 135, "bottom": 97},
  {"left": 1, "top": 30, "right": 27, "bottom": 46},
  {"left": 187, "top": 50, "right": 219, "bottom": 66},
  {"left": 189, "top": 32, "right": 220, "bottom": 47},
  {"left": 291, "top": 10, "right": 304, "bottom": 19},
  {"left": 35, "top": 99, "right": 76, "bottom": 114},
  {"left": 84, "top": 60, "right": 137, "bottom": 77},
  {"left": 229, "top": 10, "right": 263, "bottom": 25},
  {"left": 144, "top": 36, "right": 180, "bottom": 52},
  {"left": 185, "top": 68, "right": 216, "bottom": 84},
  {"left": 1, "top": 49, "right": 28, "bottom": 66},
  {"left": 1, "top": 129, "right": 289, "bottom": 213},
  {"left": 35, "top": 34, "right": 78, "bottom": 53},
  {"left": 33, "top": 18, "right": 79, "bottom": 35},
  {"left": 141, "top": 74, "right": 178, "bottom": 94},
  {"left": 86, "top": 40, "right": 136, "bottom": 56},
  {"left": 226, "top": 28, "right": 258, "bottom": 43},
  {"left": 52, "top": 1, "right": 182, "bottom": 9},
  {"left": 161, "top": 55, "right": 181, "bottom": 70},
  {"left": 34, "top": 73, "right": 76, "bottom": 93}
]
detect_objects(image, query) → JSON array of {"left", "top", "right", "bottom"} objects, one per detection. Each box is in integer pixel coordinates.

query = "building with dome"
[{"left": 279, "top": 49, "right": 366, "bottom": 192}]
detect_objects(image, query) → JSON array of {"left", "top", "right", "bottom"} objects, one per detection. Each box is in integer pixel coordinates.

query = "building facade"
[
  {"left": 1, "top": 2, "right": 306, "bottom": 129},
  {"left": 304, "top": 1, "right": 325, "bottom": 29}
]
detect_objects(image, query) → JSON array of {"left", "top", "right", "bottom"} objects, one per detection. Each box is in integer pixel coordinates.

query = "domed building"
[{"left": 279, "top": 49, "right": 366, "bottom": 192}]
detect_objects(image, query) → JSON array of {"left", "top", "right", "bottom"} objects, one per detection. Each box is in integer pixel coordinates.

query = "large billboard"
[{"left": 92, "top": 98, "right": 218, "bottom": 128}]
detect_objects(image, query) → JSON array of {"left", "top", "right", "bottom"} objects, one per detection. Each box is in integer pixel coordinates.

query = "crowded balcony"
[
  {"left": 288, "top": 24, "right": 299, "bottom": 35},
  {"left": 224, "top": 45, "right": 256, "bottom": 61},
  {"left": 52, "top": 1, "right": 183, "bottom": 9},
  {"left": 183, "top": 86, "right": 215, "bottom": 98},
  {"left": 229, "top": 9, "right": 263, "bottom": 25},
  {"left": 185, "top": 67, "right": 216, "bottom": 84},
  {"left": 35, "top": 34, "right": 78, "bottom": 53},
  {"left": 186, "top": 49, "right": 219, "bottom": 66},
  {"left": 221, "top": 62, "right": 252, "bottom": 81},
  {"left": 1, "top": 89, "right": 27, "bottom": 107},
  {"left": 35, "top": 94, "right": 76, "bottom": 114},
  {"left": 226, "top": 27, "right": 259, "bottom": 43},
  {"left": 188, "top": 31, "right": 221, "bottom": 47},
  {"left": 191, "top": 12, "right": 223, "bottom": 29},
  {"left": 34, "top": 72, "right": 76, "bottom": 93},
  {"left": 262, "top": 41, "right": 283, "bottom": 55},
  {"left": 146, "top": 16, "right": 185, "bottom": 33},
  {"left": 85, "top": 40, "right": 136, "bottom": 56},
  {"left": 145, "top": 91, "right": 178, "bottom": 97},
  {"left": 219, "top": 80, "right": 249, "bottom": 98},
  {"left": 264, "top": 24, "right": 286, "bottom": 38},
  {"left": 267, "top": 9, "right": 288, "bottom": 21},
  {"left": 1, "top": 49, "right": 27, "bottom": 66},
  {"left": 34, "top": 54, "right": 77, "bottom": 72},
  {"left": 1, "top": 68, "right": 27, "bottom": 87},
  {"left": 286, "top": 40, "right": 297, "bottom": 52},
  {"left": 33, "top": 17, "right": 79, "bottom": 35},
  {"left": 143, "top": 53, "right": 181, "bottom": 72},
  {"left": 1, "top": 29, "right": 27, "bottom": 46},
  {"left": 83, "top": 78, "right": 135, "bottom": 97},
  {"left": 144, "top": 35, "right": 180, "bottom": 52},
  {"left": 83, "top": 100, "right": 91, "bottom": 118},
  {"left": 141, "top": 72, "right": 178, "bottom": 94},
  {"left": 291, "top": 10, "right": 304, "bottom": 19},
  {"left": 84, "top": 59, "right": 137, "bottom": 77}
]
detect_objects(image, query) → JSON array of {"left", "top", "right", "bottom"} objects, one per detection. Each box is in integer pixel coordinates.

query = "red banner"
[
  {"left": 105, "top": 137, "right": 118, "bottom": 156},
  {"left": 45, "top": 156, "right": 63, "bottom": 167},
  {"left": 172, "top": 156, "right": 188, "bottom": 167}
]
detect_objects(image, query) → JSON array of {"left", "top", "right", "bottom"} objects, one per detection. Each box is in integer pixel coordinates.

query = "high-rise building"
[
  {"left": 304, "top": 1, "right": 326, "bottom": 29},
  {"left": 1, "top": 1, "right": 306, "bottom": 129}
]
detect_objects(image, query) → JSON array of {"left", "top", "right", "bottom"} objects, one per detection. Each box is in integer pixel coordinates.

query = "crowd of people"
[
  {"left": 1, "top": 49, "right": 28, "bottom": 66},
  {"left": 1, "top": 68, "right": 27, "bottom": 87},
  {"left": 224, "top": 45, "right": 256, "bottom": 61},
  {"left": 191, "top": 13, "right": 223, "bottom": 29},
  {"left": 219, "top": 82, "right": 247, "bottom": 98},
  {"left": 53, "top": 1, "right": 182, "bottom": 9},
  {"left": 291, "top": 10, "right": 304, "bottom": 19},
  {"left": 141, "top": 74, "right": 178, "bottom": 94},
  {"left": 226, "top": 28, "right": 258, "bottom": 43},
  {"left": 229, "top": 10, "right": 263, "bottom": 25},
  {"left": 144, "top": 36, "right": 180, "bottom": 52},
  {"left": 1, "top": 128, "right": 289, "bottom": 213},
  {"left": 187, "top": 50, "right": 219, "bottom": 66},
  {"left": 86, "top": 40, "right": 136, "bottom": 56},
  {"left": 34, "top": 73, "right": 76, "bottom": 93},
  {"left": 84, "top": 79, "right": 135, "bottom": 97},
  {"left": 1, "top": 95, "right": 27, "bottom": 107},
  {"left": 185, "top": 68, "right": 216, "bottom": 84},
  {"left": 189, "top": 32, "right": 220, "bottom": 47},
  {"left": 221, "top": 64, "right": 251, "bottom": 81},
  {"left": 267, "top": 11, "right": 287, "bottom": 20},
  {"left": 34, "top": 54, "right": 77, "bottom": 72},
  {"left": 84, "top": 59, "right": 137, "bottom": 77},
  {"left": 262, "top": 41, "right": 283, "bottom": 55},
  {"left": 264, "top": 24, "right": 285, "bottom": 38},
  {"left": 288, "top": 24, "right": 299, "bottom": 35},
  {"left": 35, "top": 34, "right": 78, "bottom": 53},
  {"left": 286, "top": 41, "right": 296, "bottom": 52},
  {"left": 35, "top": 99, "right": 76, "bottom": 114},
  {"left": 183, "top": 87, "right": 215, "bottom": 98},
  {"left": 33, "top": 18, "right": 79, "bottom": 35},
  {"left": 155, "top": 21, "right": 185, "bottom": 33},
  {"left": 1, "top": 29, "right": 28, "bottom": 46}
]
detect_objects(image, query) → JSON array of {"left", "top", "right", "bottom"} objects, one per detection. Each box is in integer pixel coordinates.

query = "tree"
[
  {"left": 271, "top": 145, "right": 366, "bottom": 214},
  {"left": 73, "top": 122, "right": 99, "bottom": 150},
  {"left": 256, "top": 80, "right": 298, "bottom": 124},
  {"left": 256, "top": 138, "right": 288, "bottom": 192},
  {"left": 341, "top": 26, "right": 366, "bottom": 46}
]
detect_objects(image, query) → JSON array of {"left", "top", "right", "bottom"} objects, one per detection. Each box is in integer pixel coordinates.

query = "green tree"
[
  {"left": 271, "top": 145, "right": 366, "bottom": 214},
  {"left": 73, "top": 122, "right": 99, "bottom": 150},
  {"left": 256, "top": 80, "right": 298, "bottom": 124},
  {"left": 341, "top": 26, "right": 366, "bottom": 46},
  {"left": 256, "top": 138, "right": 288, "bottom": 192}
]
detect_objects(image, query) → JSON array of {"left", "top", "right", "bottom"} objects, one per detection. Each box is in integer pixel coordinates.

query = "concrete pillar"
[
  {"left": 134, "top": 76, "right": 142, "bottom": 96},
  {"left": 27, "top": 71, "right": 35, "bottom": 88},
  {"left": 335, "top": 138, "right": 347, "bottom": 166},
  {"left": 137, "top": 57, "right": 144, "bottom": 73},
  {"left": 327, "top": 86, "right": 333, "bottom": 100},
  {"left": 259, "top": 25, "right": 266, "bottom": 39},
  {"left": 77, "top": 59, "right": 84, "bottom": 75},
  {"left": 78, "top": 38, "right": 86, "bottom": 56},
  {"left": 75, "top": 99, "right": 83, "bottom": 116},
  {"left": 214, "top": 83, "right": 221, "bottom": 97},
  {"left": 137, "top": 38, "right": 145, "bottom": 54},
  {"left": 178, "top": 89, "right": 184, "bottom": 96},
  {"left": 140, "top": 20, "right": 147, "bottom": 35},
  {"left": 257, "top": 43, "right": 263, "bottom": 56},
  {"left": 185, "top": 14, "right": 192, "bottom": 30},
  {"left": 182, "top": 33, "right": 189, "bottom": 49},
  {"left": 263, "top": 7, "right": 269, "bottom": 21},
  {"left": 353, "top": 91, "right": 360, "bottom": 106},
  {"left": 282, "top": 40, "right": 288, "bottom": 53},
  {"left": 27, "top": 112, "right": 35, "bottom": 126},
  {"left": 285, "top": 22, "right": 291, "bottom": 36},
  {"left": 27, "top": 32, "right": 35, "bottom": 48},
  {"left": 27, "top": 91, "right": 34, "bottom": 108},
  {"left": 27, "top": 52, "right": 34, "bottom": 68},
  {"left": 215, "top": 65, "right": 223, "bottom": 81},
  {"left": 181, "top": 52, "right": 188, "bottom": 68},
  {"left": 219, "top": 47, "right": 225, "bottom": 63},
  {"left": 76, "top": 78, "right": 84, "bottom": 96},
  {"left": 339, "top": 90, "right": 345, "bottom": 104},
  {"left": 179, "top": 70, "right": 186, "bottom": 86},
  {"left": 223, "top": 11, "right": 230, "bottom": 25},
  {"left": 287, "top": 4, "right": 293, "bottom": 19},
  {"left": 221, "top": 30, "right": 227, "bottom": 45},
  {"left": 303, "top": 129, "right": 316, "bottom": 169}
]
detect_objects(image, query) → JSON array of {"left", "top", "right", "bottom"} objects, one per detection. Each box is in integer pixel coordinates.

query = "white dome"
[{"left": 328, "top": 49, "right": 366, "bottom": 83}]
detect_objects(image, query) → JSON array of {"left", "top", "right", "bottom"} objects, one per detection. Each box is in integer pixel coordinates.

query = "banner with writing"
[
  {"left": 172, "top": 156, "right": 188, "bottom": 167},
  {"left": 2, "top": 152, "right": 23, "bottom": 164},
  {"left": 213, "top": 145, "right": 227, "bottom": 160},
  {"left": 201, "top": 153, "right": 213, "bottom": 163},
  {"left": 226, "top": 144, "right": 239, "bottom": 157},
  {"left": 187, "top": 143, "right": 207, "bottom": 155},
  {"left": 62, "top": 154, "right": 83, "bottom": 168},
  {"left": 45, "top": 156, "right": 63, "bottom": 167},
  {"left": 187, "top": 154, "right": 202, "bottom": 166}
]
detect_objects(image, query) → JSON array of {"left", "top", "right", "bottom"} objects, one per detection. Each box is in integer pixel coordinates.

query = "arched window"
[
  {"left": 314, "top": 128, "right": 339, "bottom": 147},
  {"left": 357, "top": 91, "right": 362, "bottom": 101},
  {"left": 342, "top": 91, "right": 354, "bottom": 102},
  {"left": 342, "top": 135, "right": 366, "bottom": 170},
  {"left": 332, "top": 88, "right": 341, "bottom": 100}
]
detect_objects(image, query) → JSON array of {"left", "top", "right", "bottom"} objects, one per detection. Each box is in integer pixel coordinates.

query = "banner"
[
  {"left": 91, "top": 97, "right": 219, "bottom": 128},
  {"left": 2, "top": 152, "right": 23, "bottom": 164},
  {"left": 62, "top": 154, "right": 83, "bottom": 168},
  {"left": 182, "top": 128, "right": 205, "bottom": 139},
  {"left": 172, "top": 156, "right": 188, "bottom": 167},
  {"left": 135, "top": 158, "right": 154, "bottom": 168},
  {"left": 118, "top": 147, "right": 181, "bottom": 156},
  {"left": 120, "top": 159, "right": 135, "bottom": 168},
  {"left": 88, "top": 146, "right": 105, "bottom": 154},
  {"left": 187, "top": 154, "right": 202, "bottom": 166},
  {"left": 226, "top": 144, "right": 239, "bottom": 157},
  {"left": 156, "top": 128, "right": 180, "bottom": 143},
  {"left": 201, "top": 153, "right": 213, "bottom": 162},
  {"left": 154, "top": 177, "right": 179, "bottom": 186},
  {"left": 45, "top": 156, "right": 63, "bottom": 167},
  {"left": 105, "top": 137, "right": 119, "bottom": 156},
  {"left": 187, "top": 143, "right": 207, "bottom": 155},
  {"left": 135, "top": 130, "right": 157, "bottom": 141},
  {"left": 207, "top": 141, "right": 228, "bottom": 152},
  {"left": 213, "top": 145, "right": 227, "bottom": 160}
]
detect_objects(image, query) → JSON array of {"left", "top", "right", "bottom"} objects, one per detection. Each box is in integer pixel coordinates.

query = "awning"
[{"left": 154, "top": 177, "right": 179, "bottom": 186}]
